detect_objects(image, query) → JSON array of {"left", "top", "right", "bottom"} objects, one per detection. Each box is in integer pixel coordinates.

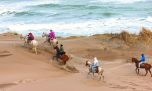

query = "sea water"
[{"left": 0, "top": 0, "right": 152, "bottom": 37}]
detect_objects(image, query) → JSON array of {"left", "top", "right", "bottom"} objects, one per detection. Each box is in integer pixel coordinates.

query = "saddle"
[
  {"left": 92, "top": 66, "right": 99, "bottom": 73},
  {"left": 139, "top": 62, "right": 145, "bottom": 68}
]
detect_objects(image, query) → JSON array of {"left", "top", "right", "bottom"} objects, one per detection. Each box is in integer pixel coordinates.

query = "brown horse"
[
  {"left": 132, "top": 58, "right": 152, "bottom": 77},
  {"left": 53, "top": 54, "right": 70, "bottom": 65}
]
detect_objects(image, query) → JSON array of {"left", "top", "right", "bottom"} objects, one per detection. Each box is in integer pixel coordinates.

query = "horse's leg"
[
  {"left": 92, "top": 72, "right": 95, "bottom": 79},
  {"left": 148, "top": 69, "right": 152, "bottom": 77},
  {"left": 35, "top": 47, "right": 37, "bottom": 55},
  {"left": 102, "top": 75, "right": 104, "bottom": 81},
  {"left": 63, "top": 61, "right": 66, "bottom": 65},
  {"left": 135, "top": 68, "right": 138, "bottom": 75},
  {"left": 99, "top": 74, "right": 104, "bottom": 81},
  {"left": 98, "top": 72, "right": 102, "bottom": 80},
  {"left": 24, "top": 41, "right": 26, "bottom": 46},
  {"left": 87, "top": 71, "right": 91, "bottom": 78},
  {"left": 56, "top": 57, "right": 59, "bottom": 62},
  {"left": 145, "top": 69, "right": 148, "bottom": 76},
  {"left": 32, "top": 47, "right": 37, "bottom": 55},
  {"left": 137, "top": 68, "right": 140, "bottom": 74},
  {"left": 149, "top": 70, "right": 152, "bottom": 77},
  {"left": 52, "top": 56, "right": 55, "bottom": 60}
]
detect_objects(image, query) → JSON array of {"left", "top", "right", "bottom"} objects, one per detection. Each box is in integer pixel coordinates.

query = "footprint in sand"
[
  {"left": 0, "top": 83, "right": 17, "bottom": 91},
  {"left": 0, "top": 50, "right": 12, "bottom": 57},
  {"left": 13, "top": 79, "right": 36, "bottom": 84}
]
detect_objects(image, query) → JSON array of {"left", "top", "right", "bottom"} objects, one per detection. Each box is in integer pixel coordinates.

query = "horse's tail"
[
  {"left": 149, "top": 64, "right": 152, "bottom": 69},
  {"left": 99, "top": 67, "right": 104, "bottom": 80},
  {"left": 68, "top": 54, "right": 73, "bottom": 60},
  {"left": 99, "top": 67, "right": 104, "bottom": 75}
]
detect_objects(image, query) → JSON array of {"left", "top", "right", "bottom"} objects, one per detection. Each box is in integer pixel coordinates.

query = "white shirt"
[{"left": 93, "top": 57, "right": 99, "bottom": 67}]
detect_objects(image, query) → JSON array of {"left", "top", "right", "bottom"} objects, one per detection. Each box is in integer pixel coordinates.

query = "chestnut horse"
[
  {"left": 132, "top": 58, "right": 152, "bottom": 77},
  {"left": 53, "top": 54, "right": 70, "bottom": 65}
]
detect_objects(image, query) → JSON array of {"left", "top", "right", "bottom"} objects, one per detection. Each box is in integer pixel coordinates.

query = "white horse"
[
  {"left": 42, "top": 32, "right": 58, "bottom": 47},
  {"left": 86, "top": 61, "right": 104, "bottom": 80},
  {"left": 42, "top": 32, "right": 50, "bottom": 43},
  {"left": 20, "top": 34, "right": 38, "bottom": 55}
]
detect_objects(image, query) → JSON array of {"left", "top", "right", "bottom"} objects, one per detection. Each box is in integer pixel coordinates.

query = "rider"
[
  {"left": 54, "top": 44, "right": 60, "bottom": 61},
  {"left": 139, "top": 53, "right": 146, "bottom": 67},
  {"left": 59, "top": 44, "right": 65, "bottom": 56},
  {"left": 91, "top": 57, "right": 100, "bottom": 72},
  {"left": 27, "top": 32, "right": 34, "bottom": 43},
  {"left": 49, "top": 30, "right": 56, "bottom": 41}
]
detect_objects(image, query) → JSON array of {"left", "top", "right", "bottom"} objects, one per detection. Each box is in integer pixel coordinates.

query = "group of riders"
[
  {"left": 90, "top": 54, "right": 146, "bottom": 73},
  {"left": 26, "top": 30, "right": 65, "bottom": 61},
  {"left": 26, "top": 30, "right": 147, "bottom": 73}
]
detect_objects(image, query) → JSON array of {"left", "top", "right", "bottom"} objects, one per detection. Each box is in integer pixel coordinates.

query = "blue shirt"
[{"left": 140, "top": 55, "right": 145, "bottom": 62}]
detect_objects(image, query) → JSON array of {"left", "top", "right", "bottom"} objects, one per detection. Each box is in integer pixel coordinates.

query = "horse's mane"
[{"left": 132, "top": 57, "right": 140, "bottom": 62}]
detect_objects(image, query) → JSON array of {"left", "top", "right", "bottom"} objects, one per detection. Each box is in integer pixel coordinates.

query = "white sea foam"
[
  {"left": 146, "top": 16, "right": 152, "bottom": 22},
  {"left": 2, "top": 18, "right": 151, "bottom": 37}
]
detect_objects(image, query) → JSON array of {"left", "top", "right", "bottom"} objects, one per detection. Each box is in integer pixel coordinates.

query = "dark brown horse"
[{"left": 132, "top": 58, "right": 152, "bottom": 77}]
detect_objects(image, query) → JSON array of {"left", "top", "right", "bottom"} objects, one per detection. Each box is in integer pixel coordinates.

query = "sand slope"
[{"left": 0, "top": 33, "right": 152, "bottom": 91}]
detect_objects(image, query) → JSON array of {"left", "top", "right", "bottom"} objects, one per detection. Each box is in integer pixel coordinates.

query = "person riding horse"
[
  {"left": 86, "top": 57, "right": 104, "bottom": 80},
  {"left": 139, "top": 53, "right": 146, "bottom": 68},
  {"left": 91, "top": 57, "right": 100, "bottom": 73},
  {"left": 49, "top": 30, "right": 56, "bottom": 41},
  {"left": 54, "top": 44, "right": 66, "bottom": 61},
  {"left": 59, "top": 44, "right": 65, "bottom": 55},
  {"left": 27, "top": 32, "right": 34, "bottom": 43}
]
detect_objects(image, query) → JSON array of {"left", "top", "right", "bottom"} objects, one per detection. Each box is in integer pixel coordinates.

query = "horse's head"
[
  {"left": 42, "top": 32, "right": 49, "bottom": 37},
  {"left": 20, "top": 34, "right": 23, "bottom": 40},
  {"left": 86, "top": 60, "right": 91, "bottom": 67},
  {"left": 42, "top": 32, "right": 45, "bottom": 37},
  {"left": 20, "top": 34, "right": 27, "bottom": 40},
  {"left": 131, "top": 58, "right": 138, "bottom": 63}
]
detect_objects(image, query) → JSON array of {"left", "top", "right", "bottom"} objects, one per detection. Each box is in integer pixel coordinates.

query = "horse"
[
  {"left": 42, "top": 32, "right": 50, "bottom": 43},
  {"left": 42, "top": 32, "right": 58, "bottom": 47},
  {"left": 52, "top": 54, "right": 71, "bottom": 65},
  {"left": 86, "top": 61, "right": 104, "bottom": 80},
  {"left": 131, "top": 58, "right": 152, "bottom": 77},
  {"left": 20, "top": 34, "right": 38, "bottom": 55}
]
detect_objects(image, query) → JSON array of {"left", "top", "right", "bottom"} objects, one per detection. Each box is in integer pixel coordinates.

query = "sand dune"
[{"left": 0, "top": 33, "right": 152, "bottom": 91}]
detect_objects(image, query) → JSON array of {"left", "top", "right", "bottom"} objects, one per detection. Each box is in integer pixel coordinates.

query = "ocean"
[{"left": 0, "top": 0, "right": 152, "bottom": 37}]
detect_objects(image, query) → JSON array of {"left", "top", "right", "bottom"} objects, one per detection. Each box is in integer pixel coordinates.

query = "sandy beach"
[{"left": 0, "top": 29, "right": 152, "bottom": 91}]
